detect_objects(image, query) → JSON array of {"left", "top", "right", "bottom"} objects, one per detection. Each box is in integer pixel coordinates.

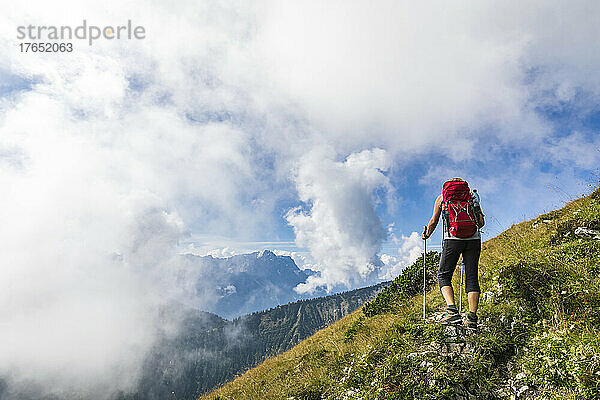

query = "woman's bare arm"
[{"left": 422, "top": 195, "right": 443, "bottom": 239}]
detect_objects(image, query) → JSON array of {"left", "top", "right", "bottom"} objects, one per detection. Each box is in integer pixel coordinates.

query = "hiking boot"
[
  {"left": 440, "top": 309, "right": 462, "bottom": 325},
  {"left": 465, "top": 312, "right": 478, "bottom": 332}
]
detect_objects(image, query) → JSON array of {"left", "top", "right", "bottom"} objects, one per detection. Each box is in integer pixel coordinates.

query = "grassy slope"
[{"left": 202, "top": 188, "right": 600, "bottom": 400}]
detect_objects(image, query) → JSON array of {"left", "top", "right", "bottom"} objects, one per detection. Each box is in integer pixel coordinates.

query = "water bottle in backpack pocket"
[{"left": 471, "top": 189, "right": 483, "bottom": 225}]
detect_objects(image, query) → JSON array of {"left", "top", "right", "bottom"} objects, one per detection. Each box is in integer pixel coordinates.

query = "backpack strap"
[{"left": 448, "top": 201, "right": 475, "bottom": 223}]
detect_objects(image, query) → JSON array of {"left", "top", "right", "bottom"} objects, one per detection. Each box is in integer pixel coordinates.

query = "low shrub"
[
  {"left": 363, "top": 252, "right": 439, "bottom": 317},
  {"left": 343, "top": 316, "right": 366, "bottom": 342}
]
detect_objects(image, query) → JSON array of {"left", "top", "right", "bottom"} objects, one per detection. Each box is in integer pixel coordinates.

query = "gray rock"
[
  {"left": 454, "top": 383, "right": 478, "bottom": 400},
  {"left": 444, "top": 325, "right": 464, "bottom": 340},
  {"left": 517, "top": 385, "right": 529, "bottom": 397},
  {"left": 574, "top": 226, "right": 600, "bottom": 239}
]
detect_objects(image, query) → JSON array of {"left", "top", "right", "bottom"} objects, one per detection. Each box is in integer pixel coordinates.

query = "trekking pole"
[
  {"left": 459, "top": 262, "right": 464, "bottom": 314},
  {"left": 422, "top": 225, "right": 427, "bottom": 320}
]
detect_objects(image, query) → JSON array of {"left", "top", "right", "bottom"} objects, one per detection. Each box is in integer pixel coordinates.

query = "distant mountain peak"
[
  {"left": 257, "top": 249, "right": 275, "bottom": 258},
  {"left": 182, "top": 249, "right": 321, "bottom": 319}
]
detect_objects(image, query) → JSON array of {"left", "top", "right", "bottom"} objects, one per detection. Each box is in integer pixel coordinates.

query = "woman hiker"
[{"left": 422, "top": 178, "right": 485, "bottom": 330}]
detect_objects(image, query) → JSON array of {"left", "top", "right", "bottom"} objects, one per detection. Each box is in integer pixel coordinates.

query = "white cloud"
[
  {"left": 380, "top": 231, "right": 424, "bottom": 280},
  {"left": 252, "top": 1, "right": 546, "bottom": 153},
  {"left": 286, "top": 148, "right": 392, "bottom": 293},
  {"left": 0, "top": 3, "right": 270, "bottom": 395},
  {"left": 547, "top": 131, "right": 600, "bottom": 170}
]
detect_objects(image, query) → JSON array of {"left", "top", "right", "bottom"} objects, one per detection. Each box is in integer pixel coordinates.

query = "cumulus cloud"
[
  {"left": 0, "top": 159, "right": 185, "bottom": 398},
  {"left": 253, "top": 1, "right": 539, "bottom": 154},
  {"left": 0, "top": 2, "right": 270, "bottom": 396},
  {"left": 380, "top": 231, "right": 424, "bottom": 280},
  {"left": 286, "top": 148, "right": 392, "bottom": 293},
  {"left": 254, "top": 1, "right": 600, "bottom": 152},
  {"left": 547, "top": 131, "right": 600, "bottom": 170}
]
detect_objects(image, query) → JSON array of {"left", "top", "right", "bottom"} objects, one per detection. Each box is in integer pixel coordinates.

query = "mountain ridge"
[
  {"left": 183, "top": 249, "right": 327, "bottom": 319},
  {"left": 122, "top": 281, "right": 388, "bottom": 400}
]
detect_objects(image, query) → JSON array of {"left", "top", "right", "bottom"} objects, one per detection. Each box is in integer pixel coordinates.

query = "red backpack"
[{"left": 441, "top": 180, "right": 478, "bottom": 238}]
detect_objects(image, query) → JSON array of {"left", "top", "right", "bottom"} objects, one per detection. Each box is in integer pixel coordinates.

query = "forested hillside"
[
  {"left": 120, "top": 282, "right": 387, "bottom": 400},
  {"left": 203, "top": 187, "right": 600, "bottom": 400}
]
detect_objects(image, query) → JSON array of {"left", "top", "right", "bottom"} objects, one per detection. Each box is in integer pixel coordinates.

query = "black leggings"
[{"left": 438, "top": 239, "right": 481, "bottom": 293}]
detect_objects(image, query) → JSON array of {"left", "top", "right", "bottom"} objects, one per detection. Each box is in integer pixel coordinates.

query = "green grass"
[{"left": 202, "top": 187, "right": 600, "bottom": 400}]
